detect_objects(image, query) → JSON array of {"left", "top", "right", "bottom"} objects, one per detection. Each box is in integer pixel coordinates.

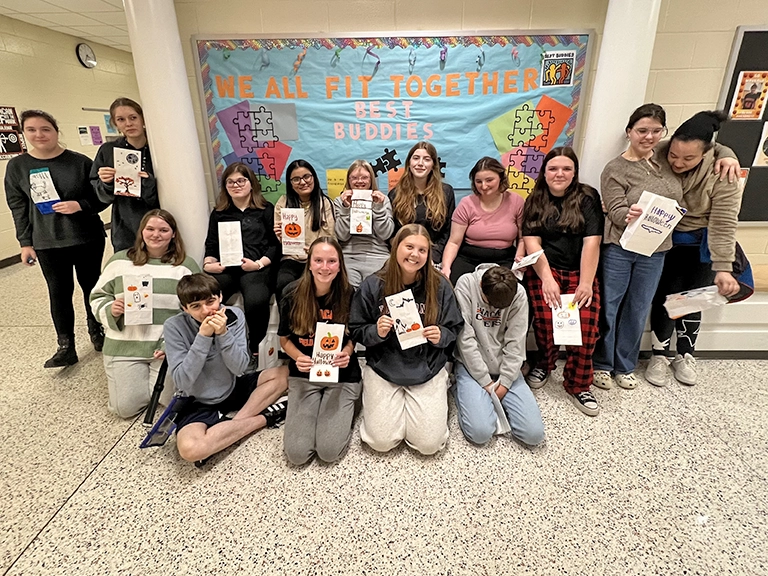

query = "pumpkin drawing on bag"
[
  {"left": 320, "top": 332, "right": 339, "bottom": 350},
  {"left": 284, "top": 222, "right": 302, "bottom": 238}
]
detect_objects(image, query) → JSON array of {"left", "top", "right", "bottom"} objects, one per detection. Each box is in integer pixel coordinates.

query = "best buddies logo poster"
[{"left": 195, "top": 33, "right": 592, "bottom": 203}]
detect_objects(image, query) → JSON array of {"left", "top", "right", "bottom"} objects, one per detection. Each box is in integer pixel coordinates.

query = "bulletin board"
[
  {"left": 716, "top": 25, "right": 768, "bottom": 223},
  {"left": 193, "top": 31, "right": 594, "bottom": 204}
]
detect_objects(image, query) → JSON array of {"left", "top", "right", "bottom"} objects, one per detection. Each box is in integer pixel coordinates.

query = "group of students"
[{"left": 4, "top": 98, "right": 749, "bottom": 466}]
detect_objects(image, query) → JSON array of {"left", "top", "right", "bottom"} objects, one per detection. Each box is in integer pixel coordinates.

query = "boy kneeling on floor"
[
  {"left": 164, "top": 273, "right": 288, "bottom": 464},
  {"left": 453, "top": 264, "right": 545, "bottom": 446}
]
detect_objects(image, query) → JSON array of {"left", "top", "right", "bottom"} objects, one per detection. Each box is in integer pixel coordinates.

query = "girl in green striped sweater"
[{"left": 90, "top": 209, "right": 200, "bottom": 418}]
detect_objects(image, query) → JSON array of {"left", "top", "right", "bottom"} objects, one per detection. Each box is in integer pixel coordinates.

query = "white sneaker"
[
  {"left": 592, "top": 370, "right": 614, "bottom": 390},
  {"left": 671, "top": 353, "right": 697, "bottom": 386},
  {"left": 615, "top": 373, "right": 639, "bottom": 390},
  {"left": 645, "top": 355, "right": 669, "bottom": 387}
]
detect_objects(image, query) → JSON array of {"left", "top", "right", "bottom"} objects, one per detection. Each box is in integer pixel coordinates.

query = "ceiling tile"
[
  {"left": 87, "top": 11, "right": 126, "bottom": 25},
  {"left": 0, "top": 0, "right": 67, "bottom": 13},
  {"left": 33, "top": 12, "right": 103, "bottom": 26},
  {"left": 70, "top": 23, "right": 122, "bottom": 36},
  {"left": 49, "top": 25, "right": 87, "bottom": 37},
  {"left": 44, "top": 0, "right": 117, "bottom": 11}
]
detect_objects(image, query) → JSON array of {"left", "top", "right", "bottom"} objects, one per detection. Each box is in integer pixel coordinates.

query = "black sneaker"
[
  {"left": 88, "top": 322, "right": 105, "bottom": 352},
  {"left": 526, "top": 367, "right": 549, "bottom": 389},
  {"left": 260, "top": 396, "right": 288, "bottom": 428},
  {"left": 244, "top": 353, "right": 259, "bottom": 374},
  {"left": 570, "top": 391, "right": 599, "bottom": 416},
  {"left": 44, "top": 335, "right": 78, "bottom": 368}
]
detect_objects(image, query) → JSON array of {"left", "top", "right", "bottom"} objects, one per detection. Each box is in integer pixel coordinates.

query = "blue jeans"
[
  {"left": 594, "top": 243, "right": 666, "bottom": 375},
  {"left": 452, "top": 363, "right": 544, "bottom": 446}
]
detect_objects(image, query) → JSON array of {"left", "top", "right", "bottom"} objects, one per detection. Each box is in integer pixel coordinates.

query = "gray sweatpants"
[
  {"left": 103, "top": 355, "right": 172, "bottom": 418},
  {"left": 283, "top": 376, "right": 362, "bottom": 465}
]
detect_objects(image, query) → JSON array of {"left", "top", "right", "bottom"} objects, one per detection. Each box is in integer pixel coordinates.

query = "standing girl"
[
  {"left": 592, "top": 104, "right": 682, "bottom": 391},
  {"left": 274, "top": 160, "right": 335, "bottom": 301},
  {"left": 350, "top": 224, "right": 464, "bottom": 454},
  {"left": 522, "top": 147, "right": 604, "bottom": 416},
  {"left": 389, "top": 142, "right": 455, "bottom": 265},
  {"left": 441, "top": 156, "right": 526, "bottom": 284},
  {"left": 91, "top": 97, "right": 160, "bottom": 252},
  {"left": 90, "top": 209, "right": 200, "bottom": 417},
  {"left": 279, "top": 237, "right": 362, "bottom": 465},
  {"left": 203, "top": 162, "right": 281, "bottom": 367},
  {"left": 333, "top": 159, "right": 395, "bottom": 286},
  {"left": 4, "top": 110, "right": 107, "bottom": 367}
]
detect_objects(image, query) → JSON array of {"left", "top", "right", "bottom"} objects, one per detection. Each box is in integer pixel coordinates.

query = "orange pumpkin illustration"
[
  {"left": 284, "top": 222, "right": 302, "bottom": 238},
  {"left": 324, "top": 370, "right": 331, "bottom": 377},
  {"left": 126, "top": 285, "right": 138, "bottom": 291},
  {"left": 268, "top": 347, "right": 275, "bottom": 356},
  {"left": 320, "top": 332, "right": 339, "bottom": 350},
  {"left": 356, "top": 223, "right": 364, "bottom": 233},
  {"left": 411, "top": 323, "right": 421, "bottom": 330},
  {"left": 316, "top": 369, "right": 323, "bottom": 377}
]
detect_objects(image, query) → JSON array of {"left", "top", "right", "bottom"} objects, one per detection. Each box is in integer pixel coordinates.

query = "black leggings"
[
  {"left": 449, "top": 243, "right": 517, "bottom": 285},
  {"left": 650, "top": 244, "right": 715, "bottom": 357},
  {"left": 212, "top": 267, "right": 275, "bottom": 354},
  {"left": 36, "top": 238, "right": 105, "bottom": 338}
]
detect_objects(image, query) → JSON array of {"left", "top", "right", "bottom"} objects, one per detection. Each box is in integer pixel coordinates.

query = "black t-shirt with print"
[
  {"left": 278, "top": 281, "right": 361, "bottom": 382},
  {"left": 522, "top": 188, "right": 604, "bottom": 271}
]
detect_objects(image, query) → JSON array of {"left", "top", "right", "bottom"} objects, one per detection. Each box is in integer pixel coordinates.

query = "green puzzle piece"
[{"left": 487, "top": 102, "right": 545, "bottom": 156}]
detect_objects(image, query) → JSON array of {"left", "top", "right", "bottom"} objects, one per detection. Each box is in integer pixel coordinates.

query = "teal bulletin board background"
[{"left": 194, "top": 31, "right": 594, "bottom": 204}]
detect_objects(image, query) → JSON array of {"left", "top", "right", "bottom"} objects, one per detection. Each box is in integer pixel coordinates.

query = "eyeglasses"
[
  {"left": 350, "top": 176, "right": 370, "bottom": 183},
  {"left": 632, "top": 127, "right": 668, "bottom": 137},
  {"left": 290, "top": 174, "right": 314, "bottom": 185},
  {"left": 226, "top": 178, "right": 249, "bottom": 188}
]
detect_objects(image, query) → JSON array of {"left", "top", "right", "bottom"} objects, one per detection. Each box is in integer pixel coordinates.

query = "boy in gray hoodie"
[{"left": 453, "top": 264, "right": 544, "bottom": 446}]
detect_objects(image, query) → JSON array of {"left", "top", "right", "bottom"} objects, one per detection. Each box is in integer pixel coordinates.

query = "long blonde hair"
[
  {"left": 128, "top": 209, "right": 187, "bottom": 266},
  {"left": 345, "top": 159, "right": 379, "bottom": 190},
  {"left": 377, "top": 224, "right": 440, "bottom": 326},
  {"left": 391, "top": 142, "right": 447, "bottom": 230}
]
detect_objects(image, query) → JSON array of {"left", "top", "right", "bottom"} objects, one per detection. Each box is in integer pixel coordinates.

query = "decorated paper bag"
[
  {"left": 552, "top": 294, "right": 582, "bottom": 346},
  {"left": 124, "top": 274, "right": 153, "bottom": 325},
  {"left": 114, "top": 148, "right": 142, "bottom": 197},
  {"left": 28, "top": 168, "right": 61, "bottom": 214},
  {"left": 350, "top": 190, "right": 373, "bottom": 235},
  {"left": 619, "top": 191, "right": 686, "bottom": 257},
  {"left": 309, "top": 322, "right": 345, "bottom": 383},
  {"left": 281, "top": 208, "right": 305, "bottom": 256},
  {"left": 663, "top": 285, "right": 728, "bottom": 319},
  {"left": 218, "top": 221, "right": 244, "bottom": 267},
  {"left": 385, "top": 289, "right": 427, "bottom": 350}
]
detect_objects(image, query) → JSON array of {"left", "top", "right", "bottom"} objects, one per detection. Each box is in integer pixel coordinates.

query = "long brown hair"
[
  {"left": 523, "top": 147, "right": 596, "bottom": 234},
  {"left": 469, "top": 156, "right": 508, "bottom": 195},
  {"left": 109, "top": 97, "right": 144, "bottom": 131},
  {"left": 215, "top": 162, "right": 267, "bottom": 211},
  {"left": 289, "top": 237, "right": 353, "bottom": 335},
  {"left": 377, "top": 224, "right": 440, "bottom": 326},
  {"left": 391, "top": 142, "right": 447, "bottom": 230},
  {"left": 128, "top": 209, "right": 187, "bottom": 266}
]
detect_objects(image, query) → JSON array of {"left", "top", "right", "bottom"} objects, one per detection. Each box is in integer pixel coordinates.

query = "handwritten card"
[
  {"left": 28, "top": 168, "right": 61, "bottom": 214},
  {"left": 385, "top": 289, "right": 427, "bottom": 350},
  {"left": 114, "top": 147, "right": 142, "bottom": 197},
  {"left": 552, "top": 294, "right": 582, "bottom": 346},
  {"left": 218, "top": 221, "right": 244, "bottom": 267},
  {"left": 350, "top": 190, "right": 373, "bottom": 235},
  {"left": 663, "top": 285, "right": 728, "bottom": 319},
  {"left": 124, "top": 274, "right": 153, "bottom": 325},
  {"left": 489, "top": 383, "right": 512, "bottom": 435},
  {"left": 281, "top": 208, "right": 305, "bottom": 255},
  {"left": 619, "top": 191, "right": 686, "bottom": 257},
  {"left": 309, "top": 322, "right": 345, "bottom": 383}
]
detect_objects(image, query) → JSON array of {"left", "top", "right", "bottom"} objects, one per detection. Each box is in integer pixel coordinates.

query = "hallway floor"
[{"left": 0, "top": 259, "right": 766, "bottom": 576}]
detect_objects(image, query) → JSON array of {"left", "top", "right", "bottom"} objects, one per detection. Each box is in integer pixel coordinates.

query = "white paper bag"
[
  {"left": 281, "top": 208, "right": 306, "bottom": 256},
  {"left": 113, "top": 148, "right": 142, "bottom": 197},
  {"left": 124, "top": 274, "right": 153, "bottom": 325},
  {"left": 619, "top": 191, "right": 686, "bottom": 257},
  {"left": 350, "top": 190, "right": 373, "bottom": 235},
  {"left": 552, "top": 294, "right": 582, "bottom": 346},
  {"left": 28, "top": 168, "right": 61, "bottom": 215},
  {"left": 218, "top": 221, "right": 244, "bottom": 267},
  {"left": 663, "top": 285, "right": 728, "bottom": 319},
  {"left": 488, "top": 383, "right": 512, "bottom": 435},
  {"left": 309, "top": 322, "right": 345, "bottom": 383},
  {"left": 511, "top": 249, "right": 543, "bottom": 271},
  {"left": 385, "top": 289, "right": 427, "bottom": 350}
]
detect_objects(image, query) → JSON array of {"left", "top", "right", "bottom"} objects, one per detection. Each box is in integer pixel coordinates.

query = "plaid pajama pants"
[{"left": 525, "top": 267, "right": 600, "bottom": 394}]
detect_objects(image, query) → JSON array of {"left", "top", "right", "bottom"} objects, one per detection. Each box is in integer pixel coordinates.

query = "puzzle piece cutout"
[
  {"left": 505, "top": 147, "right": 545, "bottom": 180},
  {"left": 370, "top": 148, "right": 402, "bottom": 177},
  {"left": 233, "top": 107, "right": 280, "bottom": 154},
  {"left": 487, "top": 101, "right": 545, "bottom": 155},
  {"left": 506, "top": 167, "right": 535, "bottom": 199}
]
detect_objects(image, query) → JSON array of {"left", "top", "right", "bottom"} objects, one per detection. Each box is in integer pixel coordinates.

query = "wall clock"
[{"left": 76, "top": 43, "right": 97, "bottom": 69}]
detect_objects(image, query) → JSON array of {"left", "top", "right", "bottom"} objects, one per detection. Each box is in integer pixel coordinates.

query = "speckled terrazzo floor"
[{"left": 0, "top": 258, "right": 767, "bottom": 576}]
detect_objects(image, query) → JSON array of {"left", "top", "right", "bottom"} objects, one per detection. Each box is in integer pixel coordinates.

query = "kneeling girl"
[
  {"left": 350, "top": 224, "right": 464, "bottom": 455},
  {"left": 279, "top": 237, "right": 362, "bottom": 465}
]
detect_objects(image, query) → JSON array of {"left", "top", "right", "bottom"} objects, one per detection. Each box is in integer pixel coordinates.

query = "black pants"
[
  {"left": 649, "top": 244, "right": 715, "bottom": 357},
  {"left": 449, "top": 243, "right": 517, "bottom": 285},
  {"left": 275, "top": 259, "right": 306, "bottom": 303},
  {"left": 212, "top": 267, "right": 275, "bottom": 354},
  {"left": 36, "top": 237, "right": 105, "bottom": 338}
]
